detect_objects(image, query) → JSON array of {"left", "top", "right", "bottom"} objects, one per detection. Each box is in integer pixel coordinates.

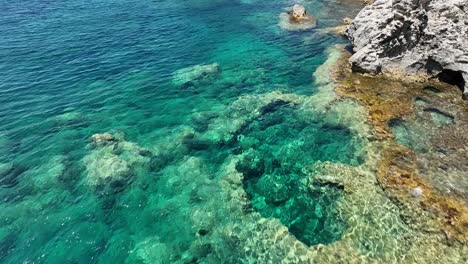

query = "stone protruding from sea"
[
  {"left": 291, "top": 4, "right": 307, "bottom": 21},
  {"left": 279, "top": 4, "right": 317, "bottom": 31}
]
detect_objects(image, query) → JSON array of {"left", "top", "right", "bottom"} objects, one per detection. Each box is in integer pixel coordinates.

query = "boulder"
[
  {"left": 346, "top": 0, "right": 468, "bottom": 98},
  {"left": 279, "top": 5, "right": 317, "bottom": 31},
  {"left": 291, "top": 4, "right": 307, "bottom": 21},
  {"left": 321, "top": 17, "right": 353, "bottom": 36},
  {"left": 91, "top": 133, "right": 117, "bottom": 146},
  {"left": 342, "top": 17, "right": 353, "bottom": 25}
]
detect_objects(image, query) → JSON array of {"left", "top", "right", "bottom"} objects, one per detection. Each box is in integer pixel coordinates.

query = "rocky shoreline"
[
  {"left": 334, "top": 49, "right": 468, "bottom": 244},
  {"left": 333, "top": 0, "right": 468, "bottom": 250},
  {"left": 345, "top": 0, "right": 468, "bottom": 99}
]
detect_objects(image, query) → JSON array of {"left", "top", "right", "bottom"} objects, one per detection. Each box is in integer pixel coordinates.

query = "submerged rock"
[
  {"left": 129, "top": 237, "right": 171, "bottom": 263},
  {"left": 411, "top": 187, "right": 424, "bottom": 198},
  {"left": 85, "top": 151, "right": 131, "bottom": 184},
  {"left": 346, "top": 0, "right": 468, "bottom": 98},
  {"left": 83, "top": 133, "right": 153, "bottom": 193},
  {"left": 91, "top": 133, "right": 117, "bottom": 146},
  {"left": 279, "top": 5, "right": 317, "bottom": 31},
  {"left": 51, "top": 111, "right": 85, "bottom": 125},
  {"left": 342, "top": 17, "right": 353, "bottom": 25},
  {"left": 172, "top": 63, "right": 220, "bottom": 87},
  {"left": 322, "top": 17, "right": 353, "bottom": 36},
  {"left": 255, "top": 174, "right": 291, "bottom": 204},
  {"left": 0, "top": 163, "right": 27, "bottom": 188}
]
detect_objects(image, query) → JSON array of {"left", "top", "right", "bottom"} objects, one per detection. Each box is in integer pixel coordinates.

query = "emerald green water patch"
[
  {"left": 0, "top": 0, "right": 366, "bottom": 261},
  {"left": 424, "top": 108, "right": 454, "bottom": 126},
  {"left": 423, "top": 86, "right": 442, "bottom": 95},
  {"left": 235, "top": 104, "right": 361, "bottom": 246},
  {"left": 389, "top": 118, "right": 428, "bottom": 152}
]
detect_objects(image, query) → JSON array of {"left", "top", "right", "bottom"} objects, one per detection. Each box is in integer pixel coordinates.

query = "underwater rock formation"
[
  {"left": 0, "top": 162, "right": 26, "bottom": 188},
  {"left": 322, "top": 17, "right": 354, "bottom": 36},
  {"left": 122, "top": 46, "right": 467, "bottom": 263},
  {"left": 51, "top": 111, "right": 85, "bottom": 125},
  {"left": 172, "top": 63, "right": 220, "bottom": 87},
  {"left": 83, "top": 133, "right": 153, "bottom": 193},
  {"left": 279, "top": 4, "right": 317, "bottom": 31},
  {"left": 346, "top": 0, "right": 468, "bottom": 98},
  {"left": 90, "top": 133, "right": 117, "bottom": 146}
]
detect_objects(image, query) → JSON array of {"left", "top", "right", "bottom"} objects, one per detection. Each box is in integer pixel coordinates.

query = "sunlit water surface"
[{"left": 0, "top": 0, "right": 362, "bottom": 262}]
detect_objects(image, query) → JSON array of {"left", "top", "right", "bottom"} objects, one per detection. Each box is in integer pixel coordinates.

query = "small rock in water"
[
  {"left": 321, "top": 17, "right": 353, "bottom": 36},
  {"left": 342, "top": 17, "right": 352, "bottom": 25},
  {"left": 91, "top": 133, "right": 117, "bottom": 146},
  {"left": 172, "top": 63, "right": 220, "bottom": 87},
  {"left": 279, "top": 4, "right": 317, "bottom": 31},
  {"left": 411, "top": 187, "right": 423, "bottom": 198},
  {"left": 291, "top": 4, "right": 307, "bottom": 21}
]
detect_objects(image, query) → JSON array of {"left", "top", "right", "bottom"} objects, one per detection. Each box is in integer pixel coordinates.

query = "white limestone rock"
[
  {"left": 279, "top": 4, "right": 317, "bottom": 31},
  {"left": 292, "top": 4, "right": 307, "bottom": 19},
  {"left": 346, "top": 0, "right": 468, "bottom": 98}
]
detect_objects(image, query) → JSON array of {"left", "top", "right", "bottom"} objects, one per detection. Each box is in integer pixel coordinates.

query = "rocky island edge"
[{"left": 345, "top": 0, "right": 468, "bottom": 99}]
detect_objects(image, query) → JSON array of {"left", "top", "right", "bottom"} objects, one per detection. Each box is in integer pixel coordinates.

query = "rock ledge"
[{"left": 345, "top": 0, "right": 468, "bottom": 98}]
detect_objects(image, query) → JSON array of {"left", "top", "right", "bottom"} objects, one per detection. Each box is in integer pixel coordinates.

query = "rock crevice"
[{"left": 346, "top": 0, "right": 468, "bottom": 98}]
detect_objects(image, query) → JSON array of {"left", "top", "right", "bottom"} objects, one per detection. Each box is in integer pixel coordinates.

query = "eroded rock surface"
[
  {"left": 346, "top": 0, "right": 468, "bottom": 98},
  {"left": 291, "top": 4, "right": 308, "bottom": 21},
  {"left": 279, "top": 4, "right": 317, "bottom": 31},
  {"left": 83, "top": 133, "right": 153, "bottom": 194}
]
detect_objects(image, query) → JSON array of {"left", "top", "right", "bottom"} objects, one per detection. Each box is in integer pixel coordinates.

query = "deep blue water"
[{"left": 0, "top": 0, "right": 362, "bottom": 262}]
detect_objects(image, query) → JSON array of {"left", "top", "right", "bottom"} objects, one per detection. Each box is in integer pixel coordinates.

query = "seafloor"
[{"left": 0, "top": 0, "right": 467, "bottom": 263}]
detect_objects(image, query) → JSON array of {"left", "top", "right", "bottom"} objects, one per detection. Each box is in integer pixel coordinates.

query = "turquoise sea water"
[{"left": 0, "top": 0, "right": 362, "bottom": 262}]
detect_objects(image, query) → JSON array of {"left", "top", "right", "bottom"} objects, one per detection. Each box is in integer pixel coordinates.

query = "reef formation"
[{"left": 126, "top": 47, "right": 467, "bottom": 263}]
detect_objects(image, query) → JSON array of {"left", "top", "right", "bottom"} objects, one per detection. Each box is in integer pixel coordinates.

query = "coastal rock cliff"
[{"left": 345, "top": 0, "right": 468, "bottom": 98}]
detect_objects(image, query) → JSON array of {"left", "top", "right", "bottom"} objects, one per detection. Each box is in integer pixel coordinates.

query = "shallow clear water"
[{"left": 0, "top": 0, "right": 362, "bottom": 262}]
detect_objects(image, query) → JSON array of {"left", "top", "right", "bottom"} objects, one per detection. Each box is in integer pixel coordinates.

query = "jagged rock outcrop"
[
  {"left": 346, "top": 0, "right": 468, "bottom": 98},
  {"left": 279, "top": 4, "right": 317, "bottom": 31},
  {"left": 290, "top": 4, "right": 308, "bottom": 21}
]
